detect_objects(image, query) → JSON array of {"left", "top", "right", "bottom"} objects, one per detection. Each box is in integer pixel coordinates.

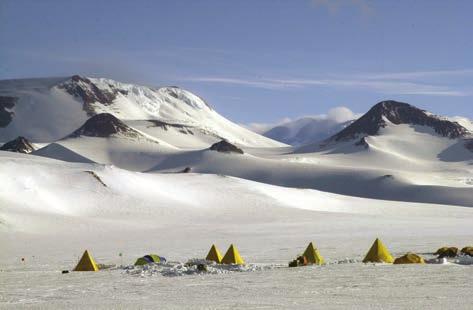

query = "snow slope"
[{"left": 0, "top": 76, "right": 285, "bottom": 147}]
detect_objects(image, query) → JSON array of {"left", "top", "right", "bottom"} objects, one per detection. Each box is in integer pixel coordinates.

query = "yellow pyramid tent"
[
  {"left": 73, "top": 250, "right": 99, "bottom": 271},
  {"left": 393, "top": 253, "right": 425, "bottom": 264},
  {"left": 206, "top": 244, "right": 223, "bottom": 263},
  {"left": 362, "top": 238, "right": 394, "bottom": 263},
  {"left": 221, "top": 244, "right": 245, "bottom": 265},
  {"left": 303, "top": 242, "right": 325, "bottom": 265}
]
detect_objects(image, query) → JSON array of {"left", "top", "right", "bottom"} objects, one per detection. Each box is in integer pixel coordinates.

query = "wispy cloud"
[
  {"left": 356, "top": 69, "right": 473, "bottom": 80},
  {"left": 270, "top": 78, "right": 469, "bottom": 96},
  {"left": 183, "top": 77, "right": 302, "bottom": 90},
  {"left": 182, "top": 70, "right": 472, "bottom": 97}
]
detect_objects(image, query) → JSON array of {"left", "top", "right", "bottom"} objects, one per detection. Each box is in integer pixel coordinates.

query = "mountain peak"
[
  {"left": 68, "top": 113, "right": 140, "bottom": 138},
  {"left": 0, "top": 136, "right": 35, "bottom": 153},
  {"left": 331, "top": 100, "right": 468, "bottom": 141}
]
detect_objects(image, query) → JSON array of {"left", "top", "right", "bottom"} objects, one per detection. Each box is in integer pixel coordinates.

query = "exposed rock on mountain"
[
  {"left": 58, "top": 75, "right": 125, "bottom": 116},
  {"left": 68, "top": 113, "right": 142, "bottom": 139},
  {"left": 147, "top": 120, "right": 196, "bottom": 135},
  {"left": 209, "top": 140, "right": 244, "bottom": 154},
  {"left": 0, "top": 136, "right": 35, "bottom": 153}
]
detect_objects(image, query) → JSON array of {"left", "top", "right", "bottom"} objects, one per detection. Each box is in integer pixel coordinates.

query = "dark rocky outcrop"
[
  {"left": 209, "top": 140, "right": 244, "bottom": 154},
  {"left": 0, "top": 136, "right": 35, "bottom": 153},
  {"left": 58, "top": 75, "right": 123, "bottom": 116},
  {"left": 68, "top": 113, "right": 140, "bottom": 138},
  {"left": 84, "top": 171, "right": 107, "bottom": 187},
  {"left": 331, "top": 100, "right": 469, "bottom": 141},
  {"left": 147, "top": 120, "right": 194, "bottom": 135},
  {"left": 180, "top": 167, "right": 192, "bottom": 173},
  {"left": 0, "top": 96, "right": 17, "bottom": 127}
]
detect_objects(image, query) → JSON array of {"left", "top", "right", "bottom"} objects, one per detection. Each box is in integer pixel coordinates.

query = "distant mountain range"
[{"left": 1, "top": 76, "right": 472, "bottom": 207}]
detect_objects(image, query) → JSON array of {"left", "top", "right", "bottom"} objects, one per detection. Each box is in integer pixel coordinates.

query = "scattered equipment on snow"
[
  {"left": 221, "top": 244, "right": 245, "bottom": 265},
  {"left": 73, "top": 250, "right": 99, "bottom": 271},
  {"left": 206, "top": 244, "right": 223, "bottom": 264},
  {"left": 393, "top": 253, "right": 425, "bottom": 264},
  {"left": 363, "top": 238, "right": 394, "bottom": 263},
  {"left": 289, "top": 255, "right": 308, "bottom": 267},
  {"left": 460, "top": 247, "right": 473, "bottom": 257},
  {"left": 434, "top": 247, "right": 458, "bottom": 258}
]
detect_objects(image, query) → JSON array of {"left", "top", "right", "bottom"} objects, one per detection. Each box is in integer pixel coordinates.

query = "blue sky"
[{"left": 1, "top": 0, "right": 472, "bottom": 125}]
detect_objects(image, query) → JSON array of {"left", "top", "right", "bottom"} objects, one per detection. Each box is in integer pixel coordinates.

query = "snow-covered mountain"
[
  {"left": 263, "top": 117, "right": 353, "bottom": 146},
  {"left": 32, "top": 112, "right": 179, "bottom": 171},
  {"left": 296, "top": 100, "right": 471, "bottom": 153},
  {"left": 0, "top": 75, "right": 285, "bottom": 148}
]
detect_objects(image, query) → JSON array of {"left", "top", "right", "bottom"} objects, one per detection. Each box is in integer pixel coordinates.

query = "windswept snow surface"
[{"left": 1, "top": 152, "right": 473, "bottom": 309}]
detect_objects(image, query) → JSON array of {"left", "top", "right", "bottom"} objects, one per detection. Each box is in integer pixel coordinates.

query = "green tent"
[{"left": 134, "top": 254, "right": 165, "bottom": 266}]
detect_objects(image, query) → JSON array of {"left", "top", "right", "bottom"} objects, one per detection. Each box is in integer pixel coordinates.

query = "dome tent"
[{"left": 134, "top": 254, "right": 166, "bottom": 266}]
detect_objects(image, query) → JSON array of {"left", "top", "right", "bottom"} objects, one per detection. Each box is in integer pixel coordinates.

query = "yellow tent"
[
  {"left": 303, "top": 242, "right": 325, "bottom": 265},
  {"left": 206, "top": 244, "right": 223, "bottom": 263},
  {"left": 393, "top": 253, "right": 425, "bottom": 264},
  {"left": 73, "top": 250, "right": 99, "bottom": 271},
  {"left": 362, "top": 238, "right": 394, "bottom": 263},
  {"left": 221, "top": 244, "right": 245, "bottom": 265}
]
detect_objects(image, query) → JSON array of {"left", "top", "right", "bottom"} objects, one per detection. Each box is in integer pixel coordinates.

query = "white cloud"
[
  {"left": 327, "top": 106, "right": 359, "bottom": 123},
  {"left": 244, "top": 106, "right": 360, "bottom": 133}
]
